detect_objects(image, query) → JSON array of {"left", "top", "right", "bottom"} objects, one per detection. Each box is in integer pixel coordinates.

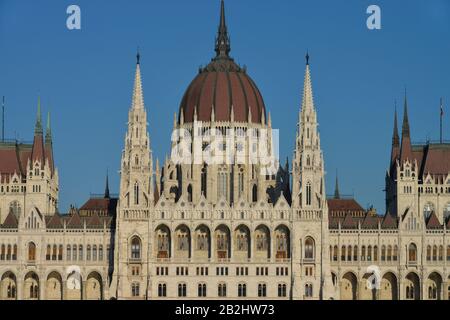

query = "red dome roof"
[
  {"left": 179, "top": 60, "right": 266, "bottom": 124},
  {"left": 178, "top": 0, "right": 266, "bottom": 125}
]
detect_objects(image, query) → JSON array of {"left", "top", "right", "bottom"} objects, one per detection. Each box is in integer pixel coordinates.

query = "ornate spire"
[
  {"left": 301, "top": 53, "right": 315, "bottom": 113},
  {"left": 45, "top": 111, "right": 52, "bottom": 143},
  {"left": 392, "top": 102, "right": 399, "bottom": 147},
  {"left": 334, "top": 170, "right": 340, "bottom": 199},
  {"left": 131, "top": 53, "right": 144, "bottom": 110},
  {"left": 214, "top": 0, "right": 231, "bottom": 58},
  {"left": 35, "top": 96, "right": 43, "bottom": 134},
  {"left": 104, "top": 169, "right": 110, "bottom": 199},
  {"left": 400, "top": 92, "right": 413, "bottom": 162}
]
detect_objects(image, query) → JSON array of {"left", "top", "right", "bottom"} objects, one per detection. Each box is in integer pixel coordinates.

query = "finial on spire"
[
  {"left": 334, "top": 170, "right": 340, "bottom": 199},
  {"left": 215, "top": 0, "right": 231, "bottom": 58},
  {"left": 136, "top": 47, "right": 140, "bottom": 65},
  {"left": 306, "top": 51, "right": 310, "bottom": 65},
  {"left": 35, "top": 96, "right": 43, "bottom": 134},
  {"left": 392, "top": 101, "right": 399, "bottom": 147},
  {"left": 104, "top": 169, "right": 110, "bottom": 199}
]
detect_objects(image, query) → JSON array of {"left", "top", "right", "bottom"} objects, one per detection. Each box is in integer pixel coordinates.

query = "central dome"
[{"left": 178, "top": 1, "right": 266, "bottom": 125}]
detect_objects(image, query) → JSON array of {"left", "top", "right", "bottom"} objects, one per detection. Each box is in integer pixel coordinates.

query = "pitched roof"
[
  {"left": 426, "top": 212, "right": 442, "bottom": 229},
  {"left": 381, "top": 213, "right": 398, "bottom": 229},
  {"left": 1, "top": 211, "right": 18, "bottom": 228},
  {"left": 86, "top": 212, "right": 103, "bottom": 228},
  {"left": 79, "top": 197, "right": 117, "bottom": 217},
  {"left": 361, "top": 212, "right": 380, "bottom": 229},
  {"left": 0, "top": 142, "right": 32, "bottom": 180},
  {"left": 67, "top": 211, "right": 83, "bottom": 229},
  {"left": 341, "top": 212, "right": 358, "bottom": 229},
  {"left": 327, "top": 198, "right": 365, "bottom": 218},
  {"left": 46, "top": 213, "right": 63, "bottom": 229}
]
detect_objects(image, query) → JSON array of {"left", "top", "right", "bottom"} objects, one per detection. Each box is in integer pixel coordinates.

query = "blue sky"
[{"left": 1, "top": 0, "right": 449, "bottom": 213}]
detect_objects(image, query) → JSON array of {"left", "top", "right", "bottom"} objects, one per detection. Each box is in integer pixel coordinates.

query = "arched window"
[
  {"left": 46, "top": 245, "right": 51, "bottom": 260},
  {"left": 408, "top": 243, "right": 417, "bottom": 263},
  {"left": 258, "top": 283, "right": 267, "bottom": 297},
  {"left": 304, "top": 237, "right": 315, "bottom": 260},
  {"left": 67, "top": 245, "right": 71, "bottom": 261},
  {"left": 252, "top": 184, "right": 258, "bottom": 203},
  {"left": 187, "top": 185, "right": 193, "bottom": 202},
  {"left": 341, "top": 245, "right": 346, "bottom": 261},
  {"left": 361, "top": 246, "right": 366, "bottom": 261},
  {"left": 134, "top": 182, "right": 139, "bottom": 205},
  {"left": 52, "top": 244, "right": 57, "bottom": 260},
  {"left": 99, "top": 245, "right": 104, "bottom": 261},
  {"left": 28, "top": 242, "right": 36, "bottom": 261},
  {"left": 201, "top": 164, "right": 207, "bottom": 197},
  {"left": 333, "top": 245, "right": 338, "bottom": 261},
  {"left": 218, "top": 283, "right": 227, "bottom": 297},
  {"left": 306, "top": 182, "right": 312, "bottom": 206},
  {"left": 178, "top": 283, "right": 187, "bottom": 297},
  {"left": 238, "top": 167, "right": 244, "bottom": 198},
  {"left": 353, "top": 246, "right": 358, "bottom": 261},
  {"left": 158, "top": 283, "right": 167, "bottom": 297},
  {"left": 72, "top": 244, "right": 77, "bottom": 260},
  {"left": 93, "top": 245, "right": 97, "bottom": 261},
  {"left": 432, "top": 245, "right": 437, "bottom": 261},
  {"left": 381, "top": 245, "right": 386, "bottom": 261},
  {"left": 373, "top": 245, "right": 378, "bottom": 261},
  {"left": 238, "top": 283, "right": 247, "bottom": 297},
  {"left": 393, "top": 245, "right": 398, "bottom": 261},
  {"left": 87, "top": 245, "right": 91, "bottom": 261},
  {"left": 218, "top": 167, "right": 228, "bottom": 199},
  {"left": 131, "top": 236, "right": 141, "bottom": 259},
  {"left": 198, "top": 283, "right": 207, "bottom": 297},
  {"left": 305, "top": 283, "right": 313, "bottom": 298},
  {"left": 439, "top": 245, "right": 443, "bottom": 261},
  {"left": 131, "top": 282, "right": 140, "bottom": 297},
  {"left": 347, "top": 245, "right": 352, "bottom": 261},
  {"left": 79, "top": 245, "right": 83, "bottom": 261},
  {"left": 58, "top": 244, "right": 63, "bottom": 260},
  {"left": 278, "top": 283, "right": 287, "bottom": 297}
]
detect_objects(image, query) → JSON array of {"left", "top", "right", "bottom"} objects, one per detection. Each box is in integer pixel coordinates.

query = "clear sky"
[{"left": 1, "top": 0, "right": 449, "bottom": 213}]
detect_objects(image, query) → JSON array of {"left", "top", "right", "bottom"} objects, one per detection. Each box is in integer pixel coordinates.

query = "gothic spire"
[
  {"left": 131, "top": 52, "right": 144, "bottom": 110},
  {"left": 214, "top": 0, "right": 231, "bottom": 58},
  {"left": 301, "top": 52, "right": 315, "bottom": 113},
  {"left": 392, "top": 103, "right": 399, "bottom": 147},
  {"left": 334, "top": 170, "right": 340, "bottom": 199},
  {"left": 401, "top": 94, "right": 410, "bottom": 138},
  {"left": 400, "top": 93, "right": 413, "bottom": 162},
  {"left": 35, "top": 96, "right": 43, "bottom": 134},
  {"left": 104, "top": 170, "right": 110, "bottom": 199},
  {"left": 45, "top": 111, "right": 52, "bottom": 143}
]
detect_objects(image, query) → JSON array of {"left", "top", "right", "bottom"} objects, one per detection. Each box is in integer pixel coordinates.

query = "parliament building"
[{"left": 0, "top": 1, "right": 449, "bottom": 300}]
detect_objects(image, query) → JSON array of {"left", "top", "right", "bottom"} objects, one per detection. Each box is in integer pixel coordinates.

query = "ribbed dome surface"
[
  {"left": 178, "top": 0, "right": 266, "bottom": 125},
  {"left": 179, "top": 59, "right": 266, "bottom": 124}
]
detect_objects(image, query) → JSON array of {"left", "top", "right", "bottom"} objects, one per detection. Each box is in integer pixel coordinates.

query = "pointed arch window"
[
  {"left": 28, "top": 242, "right": 36, "bottom": 261},
  {"left": 201, "top": 164, "right": 207, "bottom": 197},
  {"left": 131, "top": 236, "right": 141, "bottom": 260},
  {"left": 134, "top": 182, "right": 139, "bottom": 205},
  {"left": 304, "top": 237, "right": 315, "bottom": 260},
  {"left": 306, "top": 182, "right": 312, "bottom": 206}
]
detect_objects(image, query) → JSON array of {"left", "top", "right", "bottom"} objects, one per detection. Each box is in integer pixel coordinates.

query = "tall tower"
[
  {"left": 291, "top": 54, "right": 333, "bottom": 299},
  {"left": 111, "top": 52, "right": 153, "bottom": 299}
]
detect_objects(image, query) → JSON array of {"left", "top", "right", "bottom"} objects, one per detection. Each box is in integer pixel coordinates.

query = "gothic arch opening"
[
  {"left": 155, "top": 225, "right": 171, "bottom": 259},
  {"left": 0, "top": 271, "right": 16, "bottom": 300},
  {"left": 24, "top": 271, "right": 39, "bottom": 300},
  {"left": 405, "top": 272, "right": 420, "bottom": 300},
  {"left": 254, "top": 225, "right": 270, "bottom": 260},
  {"left": 215, "top": 225, "right": 231, "bottom": 260},
  {"left": 380, "top": 272, "right": 398, "bottom": 300},
  {"left": 340, "top": 272, "right": 357, "bottom": 300},
  {"left": 86, "top": 272, "right": 103, "bottom": 300},
  {"left": 274, "top": 225, "right": 290, "bottom": 260},
  {"left": 175, "top": 224, "right": 191, "bottom": 259},
  {"left": 234, "top": 225, "right": 251, "bottom": 260},
  {"left": 427, "top": 272, "right": 442, "bottom": 300},
  {"left": 46, "top": 271, "right": 63, "bottom": 300},
  {"left": 194, "top": 224, "right": 211, "bottom": 259}
]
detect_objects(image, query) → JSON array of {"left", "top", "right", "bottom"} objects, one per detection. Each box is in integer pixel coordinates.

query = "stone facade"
[{"left": 1, "top": 0, "right": 449, "bottom": 300}]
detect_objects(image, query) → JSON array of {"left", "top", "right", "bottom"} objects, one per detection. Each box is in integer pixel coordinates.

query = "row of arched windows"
[
  {"left": 0, "top": 244, "right": 17, "bottom": 261},
  {"left": 156, "top": 282, "right": 289, "bottom": 298},
  {"left": 426, "top": 245, "right": 450, "bottom": 262},
  {"left": 330, "top": 245, "right": 399, "bottom": 262}
]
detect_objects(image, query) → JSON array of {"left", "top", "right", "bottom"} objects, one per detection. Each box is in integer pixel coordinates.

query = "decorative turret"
[
  {"left": 334, "top": 171, "right": 340, "bottom": 200},
  {"left": 104, "top": 170, "right": 110, "bottom": 199}
]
